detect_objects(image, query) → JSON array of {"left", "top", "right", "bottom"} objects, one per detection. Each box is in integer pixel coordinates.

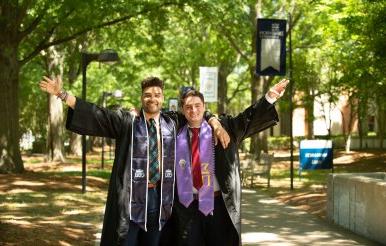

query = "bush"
[
  {"left": 268, "top": 136, "right": 305, "bottom": 149},
  {"left": 32, "top": 138, "right": 46, "bottom": 153}
]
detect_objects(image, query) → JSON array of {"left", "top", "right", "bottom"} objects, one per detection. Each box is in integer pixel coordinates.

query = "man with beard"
[
  {"left": 39, "top": 76, "right": 229, "bottom": 246},
  {"left": 170, "top": 79, "right": 288, "bottom": 246}
]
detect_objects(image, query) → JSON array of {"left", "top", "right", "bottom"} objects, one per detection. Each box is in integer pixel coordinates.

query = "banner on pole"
[
  {"left": 256, "top": 18, "right": 287, "bottom": 76},
  {"left": 199, "top": 67, "right": 218, "bottom": 102}
]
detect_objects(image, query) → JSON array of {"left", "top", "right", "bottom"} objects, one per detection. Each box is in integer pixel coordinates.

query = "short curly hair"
[{"left": 141, "top": 76, "right": 164, "bottom": 92}]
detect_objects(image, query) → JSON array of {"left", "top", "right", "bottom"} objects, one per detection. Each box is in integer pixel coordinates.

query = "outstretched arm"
[
  {"left": 39, "top": 76, "right": 76, "bottom": 109},
  {"left": 39, "top": 75, "right": 125, "bottom": 138},
  {"left": 226, "top": 79, "right": 289, "bottom": 144}
]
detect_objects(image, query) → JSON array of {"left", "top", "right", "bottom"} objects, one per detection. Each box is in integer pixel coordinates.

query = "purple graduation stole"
[{"left": 176, "top": 120, "right": 215, "bottom": 216}]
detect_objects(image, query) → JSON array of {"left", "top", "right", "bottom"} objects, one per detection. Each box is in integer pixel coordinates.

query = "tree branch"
[
  {"left": 226, "top": 82, "right": 249, "bottom": 104},
  {"left": 15, "top": 0, "right": 34, "bottom": 28},
  {"left": 219, "top": 24, "right": 250, "bottom": 62},
  {"left": 289, "top": 10, "right": 302, "bottom": 33},
  {"left": 19, "top": 15, "right": 43, "bottom": 39},
  {"left": 20, "top": 1, "right": 182, "bottom": 65},
  {"left": 20, "top": 8, "right": 75, "bottom": 65},
  {"left": 18, "top": 3, "right": 50, "bottom": 40}
]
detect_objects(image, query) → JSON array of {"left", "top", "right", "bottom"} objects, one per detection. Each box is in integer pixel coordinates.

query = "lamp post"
[
  {"left": 288, "top": 14, "right": 294, "bottom": 190},
  {"left": 101, "top": 90, "right": 123, "bottom": 169},
  {"left": 81, "top": 49, "right": 119, "bottom": 193}
]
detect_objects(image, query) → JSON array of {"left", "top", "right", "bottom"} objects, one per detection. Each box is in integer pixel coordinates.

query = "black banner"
[{"left": 256, "top": 18, "right": 287, "bottom": 76}]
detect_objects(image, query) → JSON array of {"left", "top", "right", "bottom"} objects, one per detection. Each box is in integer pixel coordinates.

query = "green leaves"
[{"left": 12, "top": 0, "right": 386, "bottom": 141}]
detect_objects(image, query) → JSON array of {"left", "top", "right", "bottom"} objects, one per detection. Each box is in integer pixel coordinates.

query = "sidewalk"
[{"left": 241, "top": 189, "right": 380, "bottom": 246}]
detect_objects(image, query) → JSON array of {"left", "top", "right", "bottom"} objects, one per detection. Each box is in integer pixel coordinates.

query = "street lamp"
[
  {"left": 101, "top": 89, "right": 123, "bottom": 169},
  {"left": 288, "top": 14, "right": 294, "bottom": 190},
  {"left": 81, "top": 49, "right": 119, "bottom": 193}
]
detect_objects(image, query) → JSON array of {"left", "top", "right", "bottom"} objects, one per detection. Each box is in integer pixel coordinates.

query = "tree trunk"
[
  {"left": 305, "top": 91, "right": 315, "bottom": 139},
  {"left": 345, "top": 134, "right": 352, "bottom": 153},
  {"left": 0, "top": 44, "right": 24, "bottom": 173},
  {"left": 46, "top": 94, "right": 65, "bottom": 162},
  {"left": 250, "top": 74, "right": 272, "bottom": 156},
  {"left": 358, "top": 100, "right": 365, "bottom": 149},
  {"left": 341, "top": 96, "right": 357, "bottom": 153},
  {"left": 67, "top": 50, "right": 82, "bottom": 156},
  {"left": 249, "top": 74, "right": 261, "bottom": 155},
  {"left": 258, "top": 130, "right": 269, "bottom": 153},
  {"left": 257, "top": 76, "right": 272, "bottom": 155},
  {"left": 279, "top": 107, "right": 291, "bottom": 136},
  {"left": 70, "top": 132, "right": 82, "bottom": 156},
  {"left": 379, "top": 111, "right": 385, "bottom": 149},
  {"left": 357, "top": 82, "right": 368, "bottom": 149},
  {"left": 217, "top": 64, "right": 228, "bottom": 115},
  {"left": 304, "top": 107, "right": 311, "bottom": 139},
  {"left": 44, "top": 46, "right": 66, "bottom": 162},
  {"left": 248, "top": 0, "right": 273, "bottom": 156},
  {"left": 327, "top": 93, "right": 335, "bottom": 138},
  {"left": 376, "top": 97, "right": 386, "bottom": 149}
]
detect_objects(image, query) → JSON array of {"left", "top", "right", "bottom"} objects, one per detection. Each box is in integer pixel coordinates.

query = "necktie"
[
  {"left": 191, "top": 128, "right": 203, "bottom": 190},
  {"left": 148, "top": 118, "right": 160, "bottom": 184}
]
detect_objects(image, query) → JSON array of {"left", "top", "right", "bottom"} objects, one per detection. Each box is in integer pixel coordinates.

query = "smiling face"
[
  {"left": 182, "top": 95, "right": 205, "bottom": 128},
  {"left": 141, "top": 86, "right": 164, "bottom": 117}
]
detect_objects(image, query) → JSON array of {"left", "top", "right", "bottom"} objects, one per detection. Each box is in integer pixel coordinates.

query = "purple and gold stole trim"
[{"left": 176, "top": 120, "right": 215, "bottom": 215}]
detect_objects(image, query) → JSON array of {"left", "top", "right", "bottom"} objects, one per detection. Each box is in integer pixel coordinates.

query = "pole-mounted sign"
[
  {"left": 256, "top": 18, "right": 287, "bottom": 76},
  {"left": 199, "top": 66, "right": 218, "bottom": 102},
  {"left": 299, "top": 140, "right": 333, "bottom": 178}
]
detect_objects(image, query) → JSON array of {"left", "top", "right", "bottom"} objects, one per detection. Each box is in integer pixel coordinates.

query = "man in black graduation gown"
[
  {"left": 168, "top": 79, "right": 288, "bottom": 246},
  {"left": 39, "top": 76, "right": 229, "bottom": 246}
]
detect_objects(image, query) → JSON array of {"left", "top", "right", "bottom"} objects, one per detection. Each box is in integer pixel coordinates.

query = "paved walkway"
[
  {"left": 94, "top": 189, "right": 381, "bottom": 245},
  {"left": 241, "top": 189, "right": 380, "bottom": 246}
]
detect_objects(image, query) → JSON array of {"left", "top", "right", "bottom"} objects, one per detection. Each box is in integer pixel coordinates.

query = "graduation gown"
[
  {"left": 66, "top": 98, "right": 180, "bottom": 245},
  {"left": 167, "top": 96, "right": 278, "bottom": 246}
]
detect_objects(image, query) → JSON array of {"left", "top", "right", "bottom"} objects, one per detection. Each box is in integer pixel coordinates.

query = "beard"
[{"left": 142, "top": 103, "right": 161, "bottom": 114}]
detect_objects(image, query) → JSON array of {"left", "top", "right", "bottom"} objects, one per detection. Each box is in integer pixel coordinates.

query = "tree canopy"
[{"left": 1, "top": 0, "right": 385, "bottom": 172}]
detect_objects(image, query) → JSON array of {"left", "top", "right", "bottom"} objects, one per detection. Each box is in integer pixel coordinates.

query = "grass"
[
  {"left": 1, "top": 149, "right": 385, "bottom": 245},
  {"left": 0, "top": 152, "right": 110, "bottom": 246},
  {"left": 48, "top": 170, "right": 112, "bottom": 179},
  {"left": 242, "top": 149, "right": 386, "bottom": 218},
  {"left": 272, "top": 168, "right": 331, "bottom": 185}
]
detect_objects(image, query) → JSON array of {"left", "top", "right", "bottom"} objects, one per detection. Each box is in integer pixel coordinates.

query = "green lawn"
[
  {"left": 0, "top": 153, "right": 111, "bottom": 245},
  {"left": 1, "top": 149, "right": 384, "bottom": 245}
]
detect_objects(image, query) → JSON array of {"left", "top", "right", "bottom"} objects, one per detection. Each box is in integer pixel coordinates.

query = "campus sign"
[
  {"left": 299, "top": 140, "right": 333, "bottom": 170},
  {"left": 256, "top": 18, "right": 287, "bottom": 76}
]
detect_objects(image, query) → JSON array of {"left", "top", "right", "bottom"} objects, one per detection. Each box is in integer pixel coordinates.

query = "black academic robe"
[
  {"left": 165, "top": 96, "right": 278, "bottom": 246},
  {"left": 66, "top": 98, "right": 182, "bottom": 246},
  {"left": 65, "top": 98, "right": 219, "bottom": 245},
  {"left": 216, "top": 96, "right": 278, "bottom": 245}
]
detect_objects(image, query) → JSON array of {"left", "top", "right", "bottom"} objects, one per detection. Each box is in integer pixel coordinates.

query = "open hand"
[
  {"left": 268, "top": 79, "right": 289, "bottom": 99},
  {"left": 39, "top": 76, "right": 61, "bottom": 95}
]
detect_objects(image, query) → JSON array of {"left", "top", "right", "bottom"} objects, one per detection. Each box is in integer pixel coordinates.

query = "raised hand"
[
  {"left": 39, "top": 75, "right": 76, "bottom": 108},
  {"left": 268, "top": 79, "right": 289, "bottom": 100},
  {"left": 39, "top": 76, "right": 61, "bottom": 95}
]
